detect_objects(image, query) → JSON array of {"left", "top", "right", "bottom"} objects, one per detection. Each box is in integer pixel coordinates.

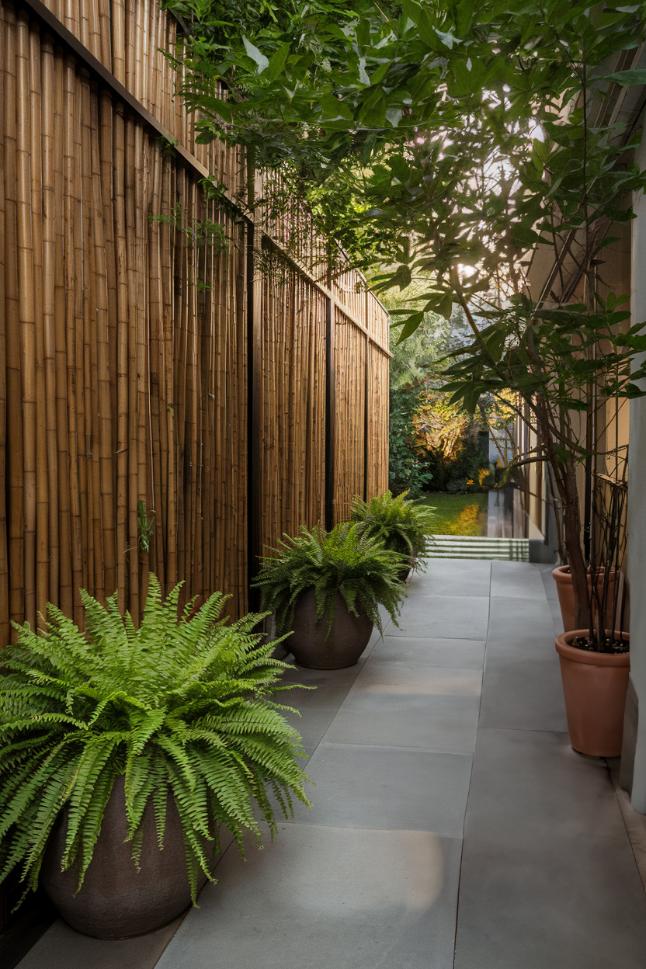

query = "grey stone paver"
[
  {"left": 372, "top": 635, "right": 486, "bottom": 668},
  {"left": 15, "top": 918, "right": 179, "bottom": 969},
  {"left": 490, "top": 559, "right": 549, "bottom": 598},
  {"left": 479, "top": 643, "right": 567, "bottom": 732},
  {"left": 387, "top": 593, "right": 490, "bottom": 639},
  {"left": 325, "top": 689, "right": 481, "bottom": 753},
  {"left": 290, "top": 742, "right": 473, "bottom": 836},
  {"left": 17, "top": 558, "right": 646, "bottom": 969},
  {"left": 157, "top": 824, "right": 463, "bottom": 969}
]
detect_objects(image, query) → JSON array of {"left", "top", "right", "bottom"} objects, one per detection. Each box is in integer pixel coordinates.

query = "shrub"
[
  {"left": 254, "top": 522, "right": 406, "bottom": 635},
  {"left": 389, "top": 385, "right": 433, "bottom": 497},
  {"left": 0, "top": 577, "right": 308, "bottom": 904}
]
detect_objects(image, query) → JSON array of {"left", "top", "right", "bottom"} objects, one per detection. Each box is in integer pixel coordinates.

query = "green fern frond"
[
  {"left": 254, "top": 521, "right": 407, "bottom": 634},
  {"left": 0, "top": 574, "right": 309, "bottom": 907},
  {"left": 351, "top": 490, "right": 434, "bottom": 564}
]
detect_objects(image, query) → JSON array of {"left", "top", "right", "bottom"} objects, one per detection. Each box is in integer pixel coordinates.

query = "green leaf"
[
  {"left": 242, "top": 37, "right": 269, "bottom": 73},
  {"left": 602, "top": 68, "right": 646, "bottom": 86},
  {"left": 435, "top": 28, "right": 460, "bottom": 49}
]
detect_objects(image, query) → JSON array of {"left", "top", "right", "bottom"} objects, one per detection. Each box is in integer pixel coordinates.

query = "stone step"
[
  {"left": 426, "top": 534, "right": 530, "bottom": 562},
  {"left": 429, "top": 535, "right": 529, "bottom": 545}
]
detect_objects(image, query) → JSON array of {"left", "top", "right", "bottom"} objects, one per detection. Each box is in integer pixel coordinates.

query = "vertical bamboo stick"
[
  {"left": 0, "top": 6, "right": 10, "bottom": 643},
  {"left": 113, "top": 106, "right": 129, "bottom": 610},
  {"left": 40, "top": 37, "right": 60, "bottom": 613},
  {"left": 16, "top": 15, "right": 37, "bottom": 629}
]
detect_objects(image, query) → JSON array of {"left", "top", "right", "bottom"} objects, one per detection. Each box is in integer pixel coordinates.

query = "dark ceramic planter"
[
  {"left": 398, "top": 555, "right": 416, "bottom": 583},
  {"left": 289, "top": 590, "right": 373, "bottom": 669},
  {"left": 42, "top": 777, "right": 205, "bottom": 940}
]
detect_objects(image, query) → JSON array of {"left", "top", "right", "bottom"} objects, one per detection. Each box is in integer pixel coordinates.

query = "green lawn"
[{"left": 420, "top": 492, "right": 488, "bottom": 536}]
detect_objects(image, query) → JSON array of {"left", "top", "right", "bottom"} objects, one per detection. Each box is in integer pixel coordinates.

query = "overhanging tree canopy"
[{"left": 167, "top": 0, "right": 646, "bottom": 633}]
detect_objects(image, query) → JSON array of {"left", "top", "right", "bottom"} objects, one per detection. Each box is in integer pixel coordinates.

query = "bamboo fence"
[{"left": 0, "top": 0, "right": 390, "bottom": 641}]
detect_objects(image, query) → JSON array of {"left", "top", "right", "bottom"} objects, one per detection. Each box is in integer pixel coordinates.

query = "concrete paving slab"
[
  {"left": 389, "top": 594, "right": 490, "bottom": 640},
  {"left": 291, "top": 742, "right": 472, "bottom": 837},
  {"left": 486, "top": 594, "right": 555, "bottom": 643},
  {"left": 279, "top": 664, "right": 363, "bottom": 755},
  {"left": 371, "top": 636, "right": 486, "bottom": 669},
  {"left": 349, "top": 662, "right": 483, "bottom": 698},
  {"left": 464, "top": 728, "right": 623, "bottom": 843},
  {"left": 479, "top": 645, "right": 567, "bottom": 732},
  {"left": 155, "top": 824, "right": 462, "bottom": 969},
  {"left": 408, "top": 561, "right": 492, "bottom": 597},
  {"left": 326, "top": 690, "right": 481, "bottom": 753},
  {"left": 16, "top": 917, "right": 179, "bottom": 969},
  {"left": 491, "top": 560, "right": 547, "bottom": 598},
  {"left": 454, "top": 831, "right": 646, "bottom": 969}
]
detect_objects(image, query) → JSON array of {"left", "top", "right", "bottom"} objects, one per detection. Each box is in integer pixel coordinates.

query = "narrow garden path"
[{"left": 18, "top": 561, "right": 646, "bottom": 969}]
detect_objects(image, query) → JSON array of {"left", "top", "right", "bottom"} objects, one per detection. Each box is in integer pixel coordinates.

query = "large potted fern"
[
  {"left": 254, "top": 522, "right": 406, "bottom": 670},
  {"left": 351, "top": 490, "right": 434, "bottom": 580},
  {"left": 0, "top": 577, "right": 308, "bottom": 939}
]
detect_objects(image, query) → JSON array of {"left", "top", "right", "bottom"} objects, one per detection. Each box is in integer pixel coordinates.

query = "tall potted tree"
[{"left": 165, "top": 1, "right": 646, "bottom": 749}]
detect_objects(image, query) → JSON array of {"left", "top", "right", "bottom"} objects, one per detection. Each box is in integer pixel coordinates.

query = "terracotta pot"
[
  {"left": 42, "top": 777, "right": 206, "bottom": 939},
  {"left": 555, "top": 630, "right": 629, "bottom": 757},
  {"left": 289, "top": 590, "right": 373, "bottom": 669},
  {"left": 551, "top": 565, "right": 619, "bottom": 632}
]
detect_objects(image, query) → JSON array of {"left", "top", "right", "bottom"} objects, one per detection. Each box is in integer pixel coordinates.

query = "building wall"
[{"left": 625, "top": 122, "right": 646, "bottom": 812}]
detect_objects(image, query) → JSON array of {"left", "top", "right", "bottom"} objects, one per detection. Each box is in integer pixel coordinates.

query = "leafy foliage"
[
  {"left": 389, "top": 384, "right": 432, "bottom": 497},
  {"left": 413, "top": 392, "right": 471, "bottom": 463},
  {"left": 351, "top": 490, "right": 434, "bottom": 561},
  {"left": 387, "top": 302, "right": 474, "bottom": 494},
  {"left": 165, "top": 1, "right": 646, "bottom": 305},
  {"left": 165, "top": 1, "right": 646, "bottom": 633},
  {"left": 254, "top": 522, "right": 406, "bottom": 635},
  {"left": 0, "top": 577, "right": 308, "bottom": 904}
]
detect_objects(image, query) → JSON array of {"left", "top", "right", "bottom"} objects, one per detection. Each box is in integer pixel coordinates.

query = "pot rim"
[
  {"left": 552, "top": 565, "right": 572, "bottom": 580},
  {"left": 552, "top": 565, "right": 618, "bottom": 581},
  {"left": 555, "top": 629, "right": 630, "bottom": 667}
]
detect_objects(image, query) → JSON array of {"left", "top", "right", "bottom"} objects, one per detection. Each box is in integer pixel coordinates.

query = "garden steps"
[{"left": 427, "top": 534, "right": 530, "bottom": 561}]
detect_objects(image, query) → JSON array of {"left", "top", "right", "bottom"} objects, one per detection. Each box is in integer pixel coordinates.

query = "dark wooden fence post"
[
  {"left": 364, "top": 334, "right": 370, "bottom": 501},
  {"left": 246, "top": 202, "right": 263, "bottom": 606},
  {"left": 325, "top": 295, "right": 336, "bottom": 530}
]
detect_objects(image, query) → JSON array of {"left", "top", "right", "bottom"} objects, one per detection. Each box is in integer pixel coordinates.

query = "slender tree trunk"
[{"left": 561, "top": 469, "right": 591, "bottom": 631}]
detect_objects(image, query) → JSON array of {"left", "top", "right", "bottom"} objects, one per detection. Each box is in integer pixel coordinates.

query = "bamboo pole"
[
  {"left": 40, "top": 36, "right": 60, "bottom": 612},
  {"left": 16, "top": 14, "right": 37, "bottom": 629},
  {"left": 0, "top": 0, "right": 389, "bottom": 632},
  {"left": 0, "top": 6, "right": 10, "bottom": 643}
]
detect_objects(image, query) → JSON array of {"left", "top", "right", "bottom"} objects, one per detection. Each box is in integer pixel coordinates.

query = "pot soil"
[
  {"left": 289, "top": 590, "right": 373, "bottom": 669},
  {"left": 555, "top": 629, "right": 629, "bottom": 758},
  {"left": 551, "top": 565, "right": 619, "bottom": 632},
  {"left": 42, "top": 777, "right": 208, "bottom": 939}
]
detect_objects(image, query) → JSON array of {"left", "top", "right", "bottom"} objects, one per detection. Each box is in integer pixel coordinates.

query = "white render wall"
[{"left": 628, "top": 122, "right": 646, "bottom": 812}]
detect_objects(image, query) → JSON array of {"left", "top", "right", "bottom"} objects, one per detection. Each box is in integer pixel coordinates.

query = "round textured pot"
[
  {"left": 398, "top": 556, "right": 415, "bottom": 583},
  {"left": 554, "top": 629, "right": 629, "bottom": 758},
  {"left": 289, "top": 590, "right": 373, "bottom": 669},
  {"left": 551, "top": 565, "right": 619, "bottom": 632},
  {"left": 41, "top": 777, "right": 206, "bottom": 939}
]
